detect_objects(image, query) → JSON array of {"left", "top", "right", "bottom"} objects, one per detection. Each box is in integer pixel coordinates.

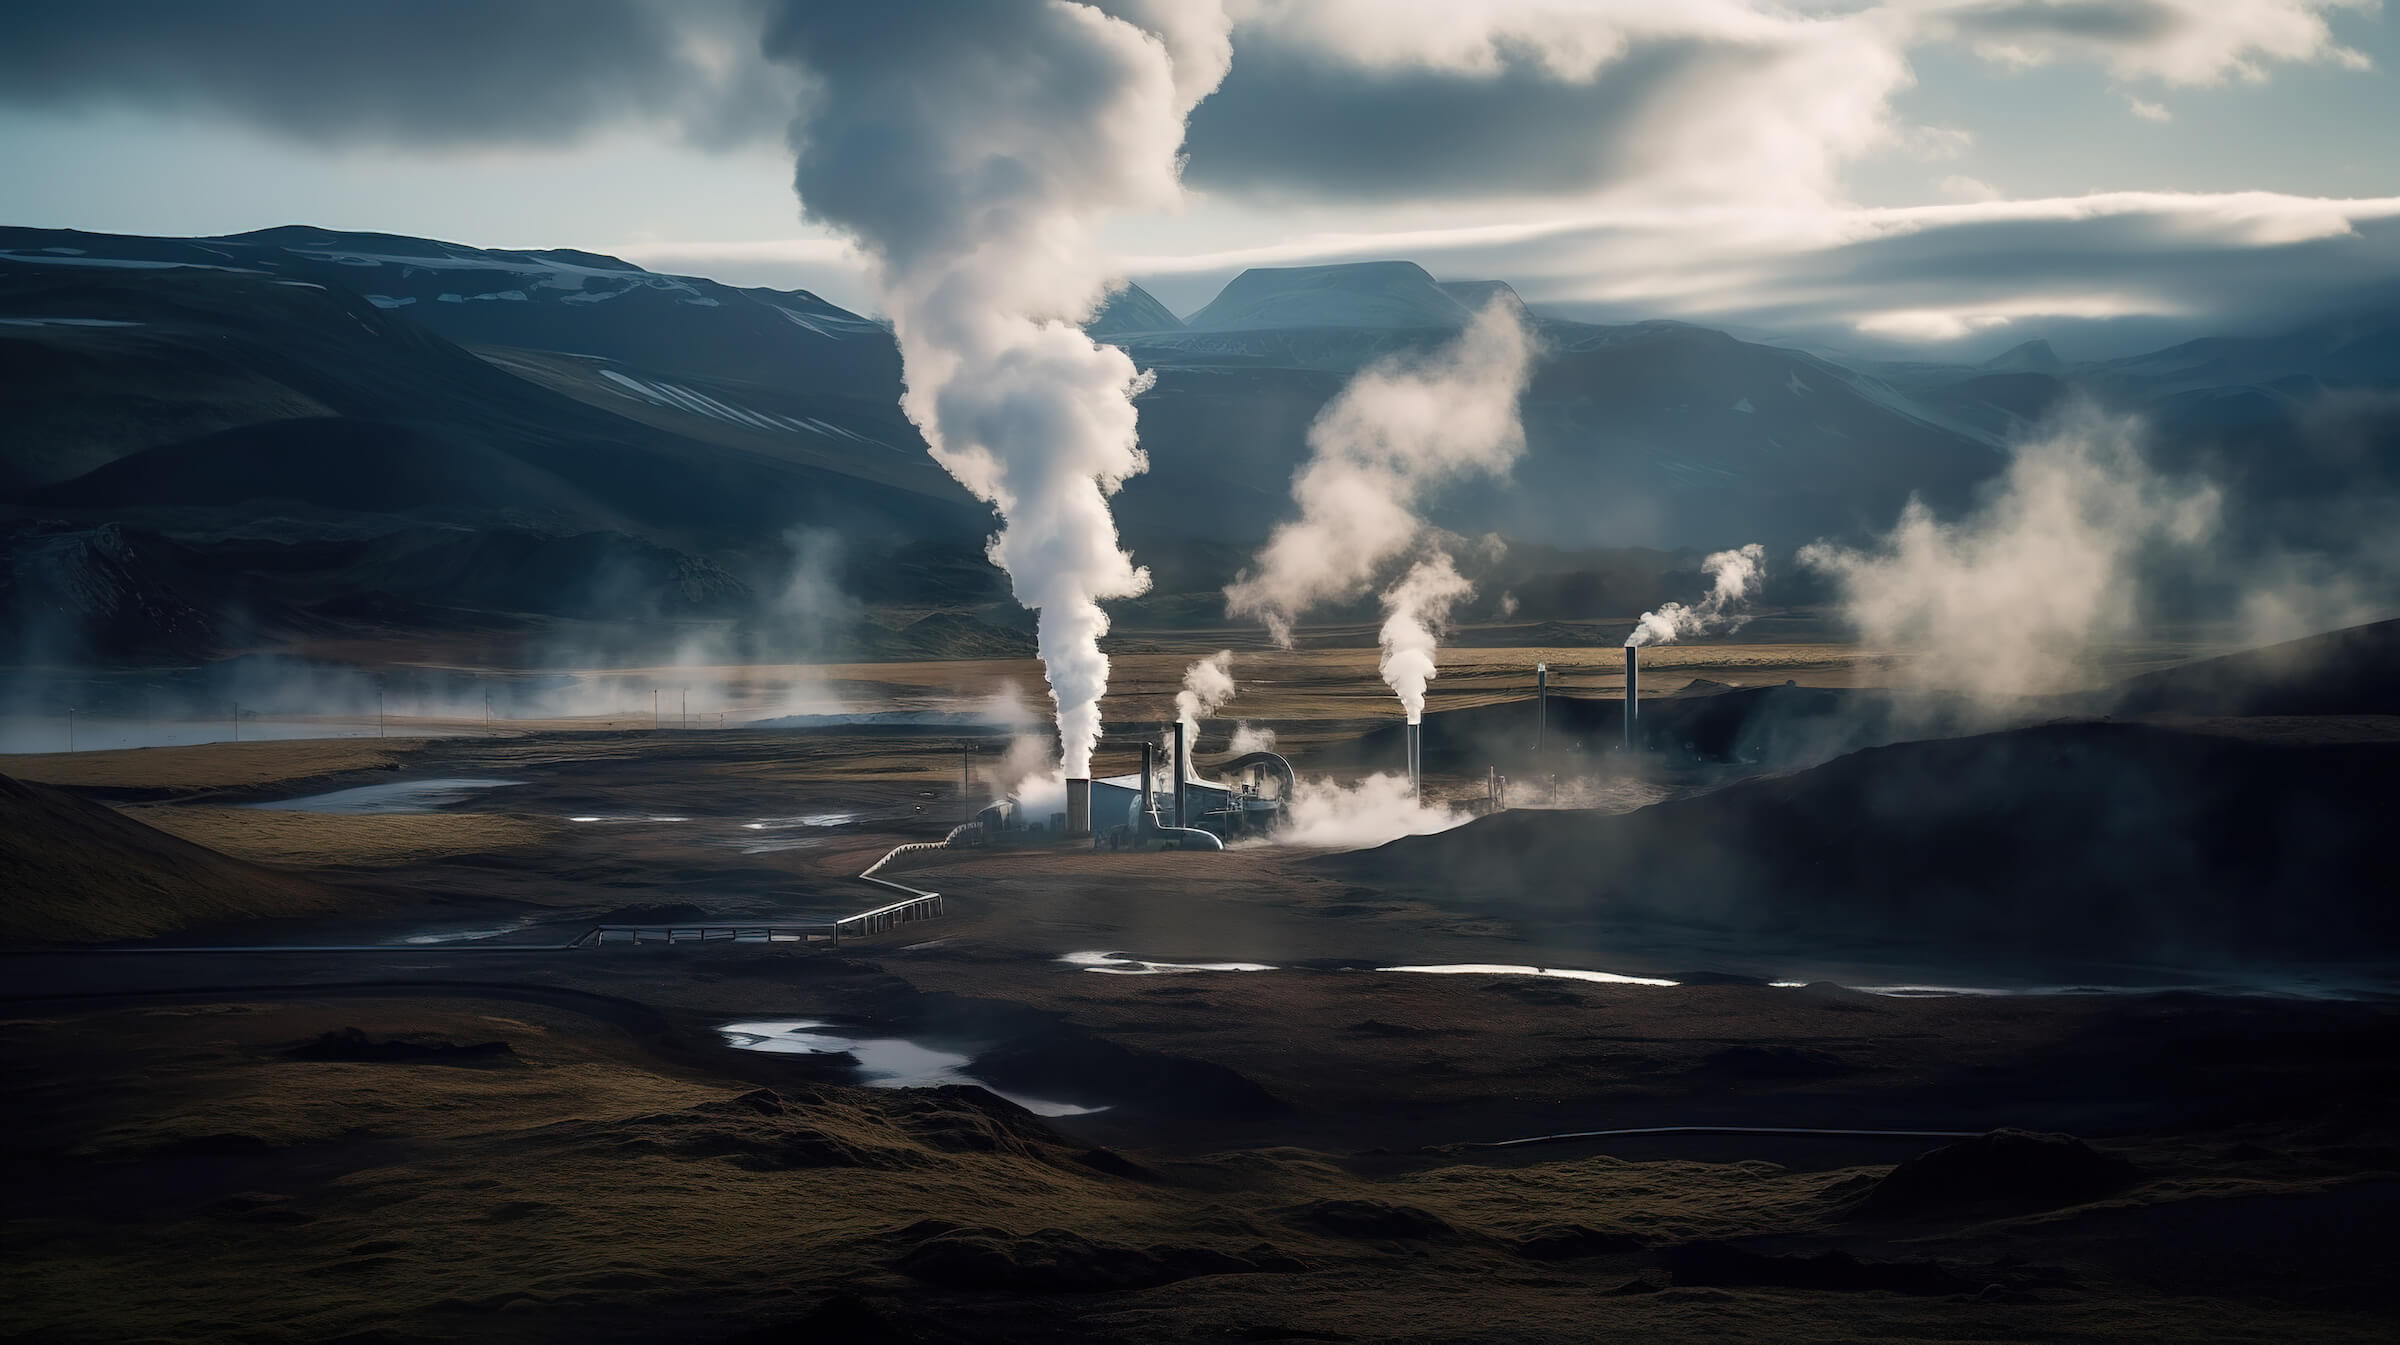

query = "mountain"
[
  {"left": 0, "top": 224, "right": 897, "bottom": 397},
  {"left": 1980, "top": 339, "right": 2061, "bottom": 374},
  {"left": 7, "top": 224, "right": 2387, "bottom": 663},
  {"left": 1180, "top": 261, "right": 1473, "bottom": 331},
  {"left": 1086, "top": 281, "right": 1183, "bottom": 336}
]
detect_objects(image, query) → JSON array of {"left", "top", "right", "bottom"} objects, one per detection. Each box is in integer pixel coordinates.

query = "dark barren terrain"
[{"left": 5, "top": 626, "right": 2399, "bottom": 1343}]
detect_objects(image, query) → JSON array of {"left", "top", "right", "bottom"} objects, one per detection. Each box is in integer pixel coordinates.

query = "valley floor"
[{"left": 3, "top": 661, "right": 2394, "bottom": 1343}]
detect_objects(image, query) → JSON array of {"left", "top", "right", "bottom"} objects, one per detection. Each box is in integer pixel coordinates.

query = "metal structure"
[{"left": 1623, "top": 645, "right": 1640, "bottom": 750}]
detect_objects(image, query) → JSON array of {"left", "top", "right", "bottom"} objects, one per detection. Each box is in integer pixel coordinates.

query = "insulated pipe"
[
  {"left": 1065, "top": 777, "right": 1091, "bottom": 838},
  {"left": 1172, "top": 720, "right": 1188, "bottom": 830},
  {"left": 1623, "top": 645, "right": 1640, "bottom": 750}
]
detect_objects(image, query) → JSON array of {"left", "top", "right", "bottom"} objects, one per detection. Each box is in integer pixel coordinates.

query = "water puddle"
[
  {"left": 732, "top": 814, "right": 857, "bottom": 853},
  {"left": 715, "top": 1020, "right": 1106, "bottom": 1118},
  {"left": 1062, "top": 951, "right": 1276, "bottom": 975},
  {"left": 1379, "top": 963, "right": 1681, "bottom": 988},
  {"left": 250, "top": 778, "right": 522, "bottom": 814},
  {"left": 566, "top": 814, "right": 692, "bottom": 824}
]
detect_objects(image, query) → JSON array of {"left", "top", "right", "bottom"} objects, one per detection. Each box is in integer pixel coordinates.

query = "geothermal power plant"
[{"left": 976, "top": 645, "right": 1652, "bottom": 847}]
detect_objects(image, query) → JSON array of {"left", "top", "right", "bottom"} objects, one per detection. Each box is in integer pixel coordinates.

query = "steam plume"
[
  {"left": 1798, "top": 404, "right": 2219, "bottom": 699},
  {"left": 1175, "top": 649, "right": 1236, "bottom": 752},
  {"left": 1227, "top": 301, "right": 1534, "bottom": 645},
  {"left": 1626, "top": 543, "right": 1768, "bottom": 648},
  {"left": 1378, "top": 553, "right": 1472, "bottom": 724},
  {"left": 762, "top": 2, "right": 1230, "bottom": 776}
]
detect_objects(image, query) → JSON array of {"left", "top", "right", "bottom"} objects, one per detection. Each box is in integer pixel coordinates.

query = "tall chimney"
[
  {"left": 1172, "top": 720, "right": 1188, "bottom": 830},
  {"left": 1140, "top": 740, "right": 1155, "bottom": 833},
  {"left": 1623, "top": 645, "right": 1640, "bottom": 750},
  {"left": 1065, "top": 776, "right": 1091, "bottom": 838},
  {"left": 1535, "top": 661, "right": 1547, "bottom": 755},
  {"left": 1406, "top": 721, "right": 1421, "bottom": 802}
]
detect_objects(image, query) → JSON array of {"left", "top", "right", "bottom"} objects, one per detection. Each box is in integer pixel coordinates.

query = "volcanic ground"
[{"left": 4, "top": 634, "right": 2397, "bottom": 1343}]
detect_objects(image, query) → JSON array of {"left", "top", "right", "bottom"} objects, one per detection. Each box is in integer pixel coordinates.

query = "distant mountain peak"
[
  {"left": 1183, "top": 259, "right": 1474, "bottom": 332},
  {"left": 1086, "top": 280, "right": 1183, "bottom": 337},
  {"left": 1981, "top": 338, "right": 2061, "bottom": 373}
]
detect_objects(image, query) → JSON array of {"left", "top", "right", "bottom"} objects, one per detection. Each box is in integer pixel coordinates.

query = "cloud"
[
  {"left": 0, "top": 0, "right": 787, "bottom": 149},
  {"left": 2125, "top": 94, "right": 2174, "bottom": 121},
  {"left": 1939, "top": 0, "right": 2375, "bottom": 85},
  {"left": 1186, "top": 3, "right": 1914, "bottom": 208}
]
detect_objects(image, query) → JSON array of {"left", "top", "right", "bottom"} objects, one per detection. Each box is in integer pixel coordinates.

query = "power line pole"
[{"left": 961, "top": 741, "right": 974, "bottom": 826}]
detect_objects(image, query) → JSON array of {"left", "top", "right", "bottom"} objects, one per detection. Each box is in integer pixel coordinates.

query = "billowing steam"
[
  {"left": 1377, "top": 553, "right": 1472, "bottom": 724},
  {"left": 1627, "top": 543, "right": 1768, "bottom": 648},
  {"left": 1175, "top": 649, "right": 1237, "bottom": 752},
  {"left": 1798, "top": 404, "right": 2219, "bottom": 699},
  {"left": 1259, "top": 772, "right": 1467, "bottom": 850},
  {"left": 1227, "top": 301, "right": 1535, "bottom": 645},
  {"left": 1228, "top": 722, "right": 1278, "bottom": 755},
  {"left": 762, "top": 3, "right": 1231, "bottom": 777}
]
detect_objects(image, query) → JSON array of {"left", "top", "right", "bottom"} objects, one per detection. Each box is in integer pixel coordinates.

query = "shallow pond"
[
  {"left": 716, "top": 1019, "right": 1107, "bottom": 1118},
  {"left": 248, "top": 778, "right": 523, "bottom": 814}
]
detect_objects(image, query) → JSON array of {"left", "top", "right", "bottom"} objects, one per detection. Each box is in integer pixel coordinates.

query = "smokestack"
[
  {"left": 1172, "top": 720, "right": 1188, "bottom": 830},
  {"left": 1406, "top": 721, "right": 1422, "bottom": 803},
  {"left": 1623, "top": 645, "right": 1640, "bottom": 750},
  {"left": 1140, "top": 740, "right": 1155, "bottom": 832},
  {"left": 1066, "top": 777, "right": 1091, "bottom": 839},
  {"left": 1535, "top": 661, "right": 1547, "bottom": 755}
]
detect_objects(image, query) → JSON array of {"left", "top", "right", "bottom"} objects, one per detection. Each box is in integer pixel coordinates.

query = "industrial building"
[{"left": 974, "top": 723, "right": 1294, "bottom": 849}]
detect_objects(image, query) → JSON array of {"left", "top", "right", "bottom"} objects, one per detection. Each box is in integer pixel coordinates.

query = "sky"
[{"left": 1, "top": 0, "right": 2394, "bottom": 359}]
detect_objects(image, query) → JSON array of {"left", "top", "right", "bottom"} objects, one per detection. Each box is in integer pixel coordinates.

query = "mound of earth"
[
  {"left": 1322, "top": 718, "right": 2400, "bottom": 967},
  {"left": 1658, "top": 1240, "right": 1973, "bottom": 1295},
  {"left": 2110, "top": 617, "right": 2400, "bottom": 717},
  {"left": 1858, "top": 1129, "right": 2138, "bottom": 1219},
  {"left": 0, "top": 771, "right": 356, "bottom": 943},
  {"left": 895, "top": 1226, "right": 1302, "bottom": 1293},
  {"left": 1288, "top": 1199, "right": 1456, "bottom": 1241},
  {"left": 285, "top": 1028, "right": 517, "bottom": 1066}
]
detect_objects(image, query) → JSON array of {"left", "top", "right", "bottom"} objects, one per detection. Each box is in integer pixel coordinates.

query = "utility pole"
[
  {"left": 484, "top": 688, "right": 492, "bottom": 735},
  {"left": 960, "top": 741, "right": 974, "bottom": 826}
]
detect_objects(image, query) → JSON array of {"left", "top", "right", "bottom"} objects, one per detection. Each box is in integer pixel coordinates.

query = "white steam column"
[{"left": 1623, "top": 645, "right": 1640, "bottom": 751}]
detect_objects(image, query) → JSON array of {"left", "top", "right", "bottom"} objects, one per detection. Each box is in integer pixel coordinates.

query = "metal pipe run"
[{"left": 1623, "top": 645, "right": 1640, "bottom": 750}]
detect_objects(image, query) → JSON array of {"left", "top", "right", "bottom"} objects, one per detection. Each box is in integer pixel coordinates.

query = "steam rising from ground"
[
  {"left": 1627, "top": 543, "right": 1768, "bottom": 648},
  {"left": 1257, "top": 772, "right": 1467, "bottom": 850},
  {"left": 1800, "top": 405, "right": 2219, "bottom": 699},
  {"left": 1228, "top": 722, "right": 1278, "bottom": 754},
  {"left": 761, "top": 3, "right": 1230, "bottom": 778},
  {"left": 1227, "top": 302, "right": 1535, "bottom": 645},
  {"left": 1377, "top": 554, "right": 1472, "bottom": 723},
  {"left": 1175, "top": 650, "right": 1237, "bottom": 752}
]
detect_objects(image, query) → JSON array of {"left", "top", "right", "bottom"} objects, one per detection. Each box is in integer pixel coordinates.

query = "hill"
[
  {"left": 0, "top": 771, "right": 357, "bottom": 943},
  {"left": 1323, "top": 717, "right": 2400, "bottom": 974}
]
